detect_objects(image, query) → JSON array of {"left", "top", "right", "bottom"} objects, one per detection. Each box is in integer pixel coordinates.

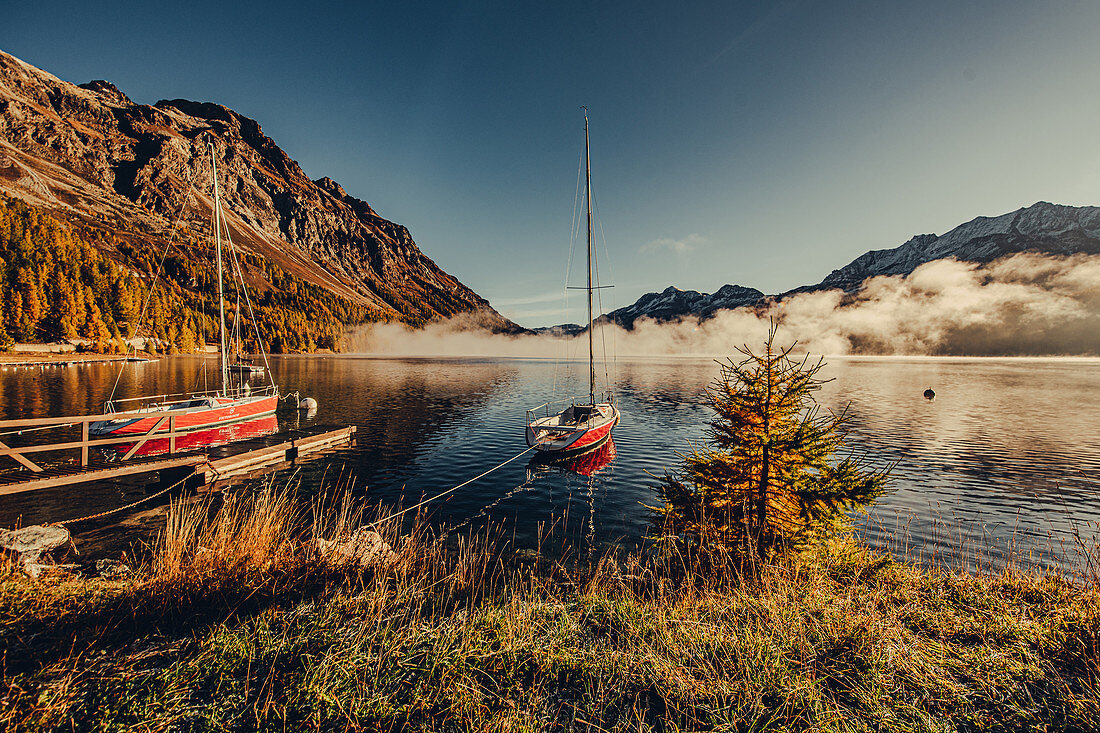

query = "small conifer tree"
[{"left": 654, "top": 326, "right": 889, "bottom": 565}]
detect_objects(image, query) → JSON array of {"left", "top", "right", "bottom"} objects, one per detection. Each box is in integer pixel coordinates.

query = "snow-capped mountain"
[
  {"left": 596, "top": 202, "right": 1100, "bottom": 329},
  {"left": 802, "top": 201, "right": 1100, "bottom": 293}
]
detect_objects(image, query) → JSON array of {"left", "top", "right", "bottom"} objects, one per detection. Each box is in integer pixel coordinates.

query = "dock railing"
[{"left": 0, "top": 408, "right": 257, "bottom": 472}]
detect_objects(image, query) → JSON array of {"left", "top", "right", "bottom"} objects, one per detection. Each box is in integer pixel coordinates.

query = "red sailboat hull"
[{"left": 90, "top": 394, "right": 279, "bottom": 436}]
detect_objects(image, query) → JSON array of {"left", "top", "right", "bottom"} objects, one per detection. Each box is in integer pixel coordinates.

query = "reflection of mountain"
[
  {"left": 268, "top": 356, "right": 518, "bottom": 478},
  {"left": 815, "top": 358, "right": 1100, "bottom": 506},
  {"left": 612, "top": 360, "right": 714, "bottom": 411}
]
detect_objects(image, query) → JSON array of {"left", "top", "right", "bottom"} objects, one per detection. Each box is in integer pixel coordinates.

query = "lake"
[{"left": 1, "top": 355, "right": 1097, "bottom": 570}]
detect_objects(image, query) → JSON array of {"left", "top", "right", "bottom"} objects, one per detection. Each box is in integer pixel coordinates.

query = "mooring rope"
[
  {"left": 365, "top": 446, "right": 535, "bottom": 529},
  {"left": 42, "top": 442, "right": 534, "bottom": 530},
  {"left": 46, "top": 471, "right": 196, "bottom": 526}
]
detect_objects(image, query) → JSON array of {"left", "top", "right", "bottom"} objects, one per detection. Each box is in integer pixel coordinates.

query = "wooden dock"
[{"left": 0, "top": 424, "right": 357, "bottom": 497}]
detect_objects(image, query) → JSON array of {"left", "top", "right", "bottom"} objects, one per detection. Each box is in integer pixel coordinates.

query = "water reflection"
[
  {"left": 0, "top": 355, "right": 1097, "bottom": 570},
  {"left": 110, "top": 414, "right": 279, "bottom": 458}
]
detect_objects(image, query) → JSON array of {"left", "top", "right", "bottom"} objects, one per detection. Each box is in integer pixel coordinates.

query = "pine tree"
[{"left": 655, "top": 326, "right": 889, "bottom": 565}]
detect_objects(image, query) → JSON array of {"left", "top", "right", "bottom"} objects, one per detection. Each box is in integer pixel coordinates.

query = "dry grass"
[{"left": 1, "top": 485, "right": 1099, "bottom": 731}]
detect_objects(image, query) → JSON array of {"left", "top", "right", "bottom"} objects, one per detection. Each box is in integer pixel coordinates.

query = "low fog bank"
[{"left": 348, "top": 253, "right": 1100, "bottom": 358}]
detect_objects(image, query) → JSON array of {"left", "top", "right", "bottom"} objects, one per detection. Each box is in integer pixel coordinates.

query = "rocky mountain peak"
[
  {"left": 605, "top": 282, "right": 764, "bottom": 329},
  {"left": 0, "top": 49, "right": 515, "bottom": 330},
  {"left": 77, "top": 79, "right": 131, "bottom": 106},
  {"left": 813, "top": 201, "right": 1100, "bottom": 293}
]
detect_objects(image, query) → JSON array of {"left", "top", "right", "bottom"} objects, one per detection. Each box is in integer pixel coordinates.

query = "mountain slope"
[{"left": 0, "top": 49, "right": 513, "bottom": 332}]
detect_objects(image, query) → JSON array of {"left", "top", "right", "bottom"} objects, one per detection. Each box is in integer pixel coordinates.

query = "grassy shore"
[{"left": 1, "top": 488, "right": 1098, "bottom": 732}]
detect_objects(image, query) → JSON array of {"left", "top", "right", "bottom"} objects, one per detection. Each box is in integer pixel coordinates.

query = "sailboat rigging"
[
  {"left": 90, "top": 139, "right": 279, "bottom": 436},
  {"left": 525, "top": 110, "right": 620, "bottom": 457}
]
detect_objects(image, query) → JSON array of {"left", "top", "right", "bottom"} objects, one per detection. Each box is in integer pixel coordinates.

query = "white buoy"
[{"left": 299, "top": 397, "right": 318, "bottom": 410}]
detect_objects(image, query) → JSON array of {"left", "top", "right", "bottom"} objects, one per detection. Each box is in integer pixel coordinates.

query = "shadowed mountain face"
[
  {"left": 597, "top": 202, "right": 1100, "bottom": 329},
  {"left": 603, "top": 284, "right": 764, "bottom": 329},
  {"left": 0, "top": 50, "right": 515, "bottom": 330}
]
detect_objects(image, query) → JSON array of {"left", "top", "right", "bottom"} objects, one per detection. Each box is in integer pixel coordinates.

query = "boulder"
[
  {"left": 0, "top": 524, "right": 74, "bottom": 576},
  {"left": 316, "top": 529, "right": 396, "bottom": 569}
]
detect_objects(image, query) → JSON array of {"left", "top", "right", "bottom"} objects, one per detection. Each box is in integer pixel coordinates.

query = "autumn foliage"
[
  {"left": 655, "top": 327, "right": 890, "bottom": 564},
  {"left": 0, "top": 196, "right": 385, "bottom": 353}
]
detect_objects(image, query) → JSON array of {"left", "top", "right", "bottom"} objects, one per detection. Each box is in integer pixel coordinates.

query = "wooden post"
[
  {"left": 169, "top": 415, "right": 176, "bottom": 455},
  {"left": 81, "top": 420, "right": 89, "bottom": 467}
]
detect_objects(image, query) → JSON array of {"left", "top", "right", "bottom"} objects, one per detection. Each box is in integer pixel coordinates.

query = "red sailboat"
[
  {"left": 91, "top": 140, "right": 278, "bottom": 437},
  {"left": 526, "top": 111, "right": 619, "bottom": 457}
]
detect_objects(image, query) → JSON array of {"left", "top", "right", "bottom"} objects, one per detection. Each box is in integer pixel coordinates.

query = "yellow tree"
[{"left": 655, "top": 326, "right": 889, "bottom": 565}]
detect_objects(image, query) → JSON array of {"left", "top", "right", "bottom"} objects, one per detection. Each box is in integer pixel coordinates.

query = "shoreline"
[{"left": 0, "top": 353, "right": 158, "bottom": 367}]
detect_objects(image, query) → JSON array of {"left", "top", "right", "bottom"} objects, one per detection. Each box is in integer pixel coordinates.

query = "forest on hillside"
[{"left": 0, "top": 197, "right": 388, "bottom": 354}]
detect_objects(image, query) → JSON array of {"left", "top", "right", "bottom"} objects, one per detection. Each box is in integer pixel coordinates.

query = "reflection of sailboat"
[
  {"left": 110, "top": 414, "right": 279, "bottom": 458},
  {"left": 560, "top": 438, "right": 616, "bottom": 477},
  {"left": 91, "top": 140, "right": 278, "bottom": 437},
  {"left": 525, "top": 110, "right": 619, "bottom": 457},
  {"left": 528, "top": 437, "right": 617, "bottom": 478}
]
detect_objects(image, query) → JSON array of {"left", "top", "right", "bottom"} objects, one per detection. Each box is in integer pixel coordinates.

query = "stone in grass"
[
  {"left": 316, "top": 529, "right": 397, "bottom": 568},
  {"left": 95, "top": 558, "right": 134, "bottom": 580},
  {"left": 0, "top": 525, "right": 76, "bottom": 578}
]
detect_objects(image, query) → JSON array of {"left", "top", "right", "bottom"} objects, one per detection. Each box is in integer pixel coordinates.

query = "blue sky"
[{"left": 6, "top": 1, "right": 1100, "bottom": 326}]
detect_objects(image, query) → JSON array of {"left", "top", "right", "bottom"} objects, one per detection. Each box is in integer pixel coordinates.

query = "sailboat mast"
[
  {"left": 585, "top": 110, "right": 595, "bottom": 406},
  {"left": 210, "top": 142, "right": 230, "bottom": 397}
]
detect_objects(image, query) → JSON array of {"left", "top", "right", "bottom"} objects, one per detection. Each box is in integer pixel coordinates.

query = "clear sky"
[{"left": 5, "top": 1, "right": 1100, "bottom": 326}]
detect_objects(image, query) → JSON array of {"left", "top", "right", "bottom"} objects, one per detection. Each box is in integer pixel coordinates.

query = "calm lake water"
[{"left": 1, "top": 355, "right": 1098, "bottom": 569}]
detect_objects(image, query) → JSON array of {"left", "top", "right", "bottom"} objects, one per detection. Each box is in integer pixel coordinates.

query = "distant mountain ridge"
[
  {"left": 597, "top": 202, "right": 1100, "bottom": 329},
  {"left": 604, "top": 283, "right": 764, "bottom": 329},
  {"left": 0, "top": 49, "right": 515, "bottom": 332}
]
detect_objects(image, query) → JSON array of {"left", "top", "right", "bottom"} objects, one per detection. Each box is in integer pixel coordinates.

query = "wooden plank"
[
  {"left": 291, "top": 426, "right": 356, "bottom": 452},
  {"left": 0, "top": 424, "right": 357, "bottom": 495},
  {"left": 121, "top": 416, "right": 170, "bottom": 461},
  {"left": 0, "top": 438, "right": 43, "bottom": 472},
  {"left": 207, "top": 441, "right": 293, "bottom": 475},
  {"left": 0, "top": 455, "right": 207, "bottom": 496}
]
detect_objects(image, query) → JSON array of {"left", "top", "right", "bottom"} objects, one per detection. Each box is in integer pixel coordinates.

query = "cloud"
[
  {"left": 348, "top": 253, "right": 1100, "bottom": 358},
  {"left": 640, "top": 233, "right": 706, "bottom": 255}
]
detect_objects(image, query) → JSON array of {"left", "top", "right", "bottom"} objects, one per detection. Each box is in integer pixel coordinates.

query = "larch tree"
[{"left": 654, "top": 326, "right": 890, "bottom": 566}]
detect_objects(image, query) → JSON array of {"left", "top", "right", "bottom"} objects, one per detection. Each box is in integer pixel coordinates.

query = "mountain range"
[
  {"left": 598, "top": 202, "right": 1100, "bottom": 329},
  {"left": 0, "top": 49, "right": 514, "bottom": 333}
]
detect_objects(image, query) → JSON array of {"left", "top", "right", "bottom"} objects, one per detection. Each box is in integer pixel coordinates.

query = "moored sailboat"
[
  {"left": 525, "top": 111, "right": 619, "bottom": 457},
  {"left": 91, "top": 140, "right": 279, "bottom": 437}
]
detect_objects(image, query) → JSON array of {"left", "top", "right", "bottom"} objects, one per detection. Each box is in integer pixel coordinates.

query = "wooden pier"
[{"left": 0, "top": 423, "right": 357, "bottom": 497}]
